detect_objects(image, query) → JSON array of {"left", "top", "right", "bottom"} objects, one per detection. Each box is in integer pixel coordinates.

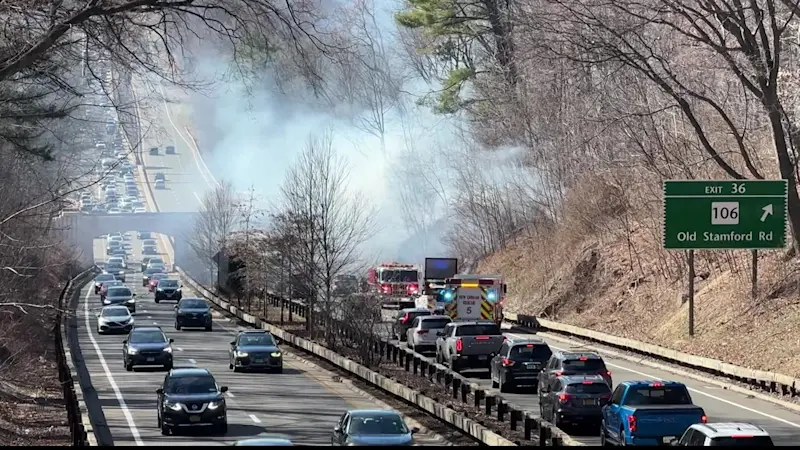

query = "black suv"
[
  {"left": 122, "top": 327, "right": 174, "bottom": 371},
  {"left": 229, "top": 330, "right": 283, "bottom": 373},
  {"left": 174, "top": 298, "right": 212, "bottom": 331},
  {"left": 155, "top": 279, "right": 182, "bottom": 302},
  {"left": 538, "top": 374, "right": 611, "bottom": 430},
  {"left": 537, "top": 351, "right": 612, "bottom": 393},
  {"left": 156, "top": 368, "right": 228, "bottom": 435},
  {"left": 490, "top": 338, "right": 553, "bottom": 393}
]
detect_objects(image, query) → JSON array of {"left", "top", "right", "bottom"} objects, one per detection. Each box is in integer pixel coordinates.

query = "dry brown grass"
[{"left": 479, "top": 173, "right": 800, "bottom": 377}]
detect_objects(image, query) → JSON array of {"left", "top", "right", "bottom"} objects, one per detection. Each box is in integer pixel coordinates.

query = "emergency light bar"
[
  {"left": 444, "top": 278, "right": 508, "bottom": 294},
  {"left": 381, "top": 263, "right": 416, "bottom": 268}
]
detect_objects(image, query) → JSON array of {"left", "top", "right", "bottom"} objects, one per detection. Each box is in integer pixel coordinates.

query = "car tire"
[
  {"left": 450, "top": 358, "right": 461, "bottom": 373},
  {"left": 155, "top": 298, "right": 160, "bottom": 303},
  {"left": 499, "top": 378, "right": 510, "bottom": 393},
  {"left": 205, "top": 324, "right": 212, "bottom": 332},
  {"left": 161, "top": 423, "right": 170, "bottom": 436},
  {"left": 217, "top": 421, "right": 228, "bottom": 435},
  {"left": 125, "top": 361, "right": 133, "bottom": 372},
  {"left": 274, "top": 366, "right": 283, "bottom": 374},
  {"left": 164, "top": 362, "right": 173, "bottom": 371},
  {"left": 175, "top": 322, "right": 181, "bottom": 331},
  {"left": 229, "top": 363, "right": 234, "bottom": 370}
]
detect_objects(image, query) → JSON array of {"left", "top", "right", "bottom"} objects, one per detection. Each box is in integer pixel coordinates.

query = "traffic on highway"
[{"left": 71, "top": 69, "right": 450, "bottom": 446}]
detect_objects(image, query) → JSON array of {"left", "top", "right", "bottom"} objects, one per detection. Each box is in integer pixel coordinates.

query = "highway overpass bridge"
[{"left": 54, "top": 211, "right": 199, "bottom": 267}]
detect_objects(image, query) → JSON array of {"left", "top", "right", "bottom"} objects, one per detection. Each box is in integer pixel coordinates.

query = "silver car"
[
  {"left": 103, "top": 286, "right": 136, "bottom": 313},
  {"left": 406, "top": 315, "right": 452, "bottom": 353},
  {"left": 96, "top": 305, "right": 134, "bottom": 334}
]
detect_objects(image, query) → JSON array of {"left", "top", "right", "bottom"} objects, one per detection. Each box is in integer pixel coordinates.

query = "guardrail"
[
  {"left": 502, "top": 313, "right": 800, "bottom": 398},
  {"left": 56, "top": 265, "right": 99, "bottom": 446},
  {"left": 176, "top": 268, "right": 580, "bottom": 446}
]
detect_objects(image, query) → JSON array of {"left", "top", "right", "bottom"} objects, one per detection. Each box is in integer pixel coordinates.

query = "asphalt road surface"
[
  {"left": 73, "top": 79, "right": 450, "bottom": 446},
  {"left": 390, "top": 330, "right": 800, "bottom": 446}
]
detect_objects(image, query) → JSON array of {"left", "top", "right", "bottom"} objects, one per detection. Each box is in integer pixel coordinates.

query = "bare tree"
[
  {"left": 337, "top": 293, "right": 387, "bottom": 368},
  {"left": 187, "top": 180, "right": 242, "bottom": 284}
]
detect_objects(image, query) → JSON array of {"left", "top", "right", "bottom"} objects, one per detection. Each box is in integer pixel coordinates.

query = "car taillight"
[
  {"left": 407, "top": 284, "right": 418, "bottom": 293},
  {"left": 455, "top": 338, "right": 463, "bottom": 352},
  {"left": 603, "top": 371, "right": 612, "bottom": 376},
  {"left": 554, "top": 371, "right": 563, "bottom": 376},
  {"left": 582, "top": 381, "right": 593, "bottom": 384},
  {"left": 650, "top": 382, "right": 663, "bottom": 387},
  {"left": 627, "top": 415, "right": 637, "bottom": 432},
  {"left": 475, "top": 336, "right": 490, "bottom": 340},
  {"left": 401, "top": 313, "right": 409, "bottom": 324},
  {"left": 558, "top": 394, "right": 571, "bottom": 402},
  {"left": 381, "top": 284, "right": 391, "bottom": 292},
  {"left": 579, "top": 356, "right": 588, "bottom": 361},
  {"left": 701, "top": 415, "right": 708, "bottom": 423},
  {"left": 501, "top": 358, "right": 515, "bottom": 366},
  {"left": 416, "top": 329, "right": 428, "bottom": 334}
]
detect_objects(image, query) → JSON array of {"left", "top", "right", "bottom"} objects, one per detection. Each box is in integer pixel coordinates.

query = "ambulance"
[{"left": 437, "top": 274, "right": 506, "bottom": 325}]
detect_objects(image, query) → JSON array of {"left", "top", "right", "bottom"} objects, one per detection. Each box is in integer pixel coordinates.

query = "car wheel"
[
  {"left": 175, "top": 322, "right": 181, "bottom": 331},
  {"left": 217, "top": 421, "right": 228, "bottom": 435},
  {"left": 205, "top": 324, "right": 212, "bottom": 331},
  {"left": 274, "top": 366, "right": 283, "bottom": 374},
  {"left": 164, "top": 362, "right": 173, "bottom": 371},
  {"left": 161, "top": 423, "right": 170, "bottom": 436},
  {"left": 125, "top": 361, "right": 133, "bottom": 372},
  {"left": 229, "top": 362, "right": 234, "bottom": 370},
  {"left": 155, "top": 298, "right": 160, "bottom": 303}
]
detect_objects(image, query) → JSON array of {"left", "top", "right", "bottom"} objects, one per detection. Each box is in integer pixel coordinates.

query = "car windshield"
[
  {"left": 106, "top": 264, "right": 123, "bottom": 271},
  {"left": 152, "top": 274, "right": 168, "bottom": 280},
  {"left": 239, "top": 334, "right": 275, "bottom": 346},
  {"left": 624, "top": 386, "right": 692, "bottom": 406},
  {"left": 107, "top": 241, "right": 121, "bottom": 247},
  {"left": 709, "top": 436, "right": 774, "bottom": 446},
  {"left": 379, "top": 270, "right": 418, "bottom": 282},
  {"left": 105, "top": 281, "right": 123, "bottom": 288},
  {"left": 165, "top": 375, "right": 217, "bottom": 395},
  {"left": 420, "top": 318, "right": 451, "bottom": 330},
  {"left": 510, "top": 344, "right": 552, "bottom": 361},
  {"left": 143, "top": 240, "right": 156, "bottom": 245},
  {"left": 146, "top": 268, "right": 163, "bottom": 275},
  {"left": 107, "top": 287, "right": 132, "bottom": 297},
  {"left": 566, "top": 382, "right": 611, "bottom": 394},
  {"left": 349, "top": 415, "right": 409, "bottom": 435},
  {"left": 102, "top": 308, "right": 129, "bottom": 317},
  {"left": 455, "top": 324, "right": 501, "bottom": 336},
  {"left": 563, "top": 358, "right": 606, "bottom": 372},
  {"left": 150, "top": 259, "right": 164, "bottom": 265},
  {"left": 160, "top": 280, "right": 179, "bottom": 288},
  {"left": 96, "top": 275, "right": 115, "bottom": 282},
  {"left": 180, "top": 299, "right": 207, "bottom": 309},
  {"left": 129, "top": 330, "right": 166, "bottom": 344}
]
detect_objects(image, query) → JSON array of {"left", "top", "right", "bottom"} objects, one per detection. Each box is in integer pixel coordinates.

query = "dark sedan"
[
  {"left": 142, "top": 267, "right": 165, "bottom": 287},
  {"left": 229, "top": 330, "right": 283, "bottom": 373},
  {"left": 174, "top": 298, "right": 212, "bottom": 331},
  {"left": 155, "top": 279, "right": 182, "bottom": 302},
  {"left": 122, "top": 327, "right": 174, "bottom": 371}
]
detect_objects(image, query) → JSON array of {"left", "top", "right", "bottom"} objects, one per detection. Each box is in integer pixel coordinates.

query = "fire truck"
[
  {"left": 437, "top": 274, "right": 506, "bottom": 325},
  {"left": 367, "top": 262, "right": 421, "bottom": 308}
]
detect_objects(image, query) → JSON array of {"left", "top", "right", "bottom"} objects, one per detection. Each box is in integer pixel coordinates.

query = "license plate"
[
  {"left": 189, "top": 416, "right": 200, "bottom": 422},
  {"left": 583, "top": 399, "right": 595, "bottom": 406},
  {"left": 526, "top": 365, "right": 536, "bottom": 370},
  {"left": 253, "top": 359, "right": 263, "bottom": 363},
  {"left": 146, "top": 357, "right": 155, "bottom": 362},
  {"left": 478, "top": 355, "right": 488, "bottom": 360}
]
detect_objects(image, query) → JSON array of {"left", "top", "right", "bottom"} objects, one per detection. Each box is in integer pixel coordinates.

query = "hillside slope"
[{"left": 478, "top": 177, "right": 800, "bottom": 377}]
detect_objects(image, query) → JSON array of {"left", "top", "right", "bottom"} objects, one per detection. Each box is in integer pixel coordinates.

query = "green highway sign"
[{"left": 663, "top": 180, "right": 788, "bottom": 250}]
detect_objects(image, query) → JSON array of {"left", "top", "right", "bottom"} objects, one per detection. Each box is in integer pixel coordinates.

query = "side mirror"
[
  {"left": 132, "top": 293, "right": 137, "bottom": 297},
  {"left": 156, "top": 388, "right": 163, "bottom": 395},
  {"left": 670, "top": 438, "right": 680, "bottom": 446},
  {"left": 333, "top": 425, "right": 342, "bottom": 433},
  {"left": 230, "top": 341, "right": 236, "bottom": 346},
  {"left": 220, "top": 386, "right": 228, "bottom": 393},
  {"left": 411, "top": 427, "right": 420, "bottom": 434},
  {"left": 174, "top": 305, "right": 178, "bottom": 309},
  {"left": 168, "top": 338, "right": 174, "bottom": 343},
  {"left": 122, "top": 340, "right": 127, "bottom": 344}
]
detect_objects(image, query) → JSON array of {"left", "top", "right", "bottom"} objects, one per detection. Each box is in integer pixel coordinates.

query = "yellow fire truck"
[{"left": 438, "top": 275, "right": 506, "bottom": 325}]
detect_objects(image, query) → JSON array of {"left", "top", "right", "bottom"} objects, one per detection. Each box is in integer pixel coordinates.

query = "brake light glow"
[
  {"left": 416, "top": 329, "right": 428, "bottom": 334},
  {"left": 455, "top": 338, "right": 463, "bottom": 352},
  {"left": 554, "top": 371, "right": 563, "bottom": 376},
  {"left": 558, "top": 394, "right": 571, "bottom": 402},
  {"left": 401, "top": 313, "right": 409, "bottom": 324},
  {"left": 407, "top": 284, "right": 418, "bottom": 293},
  {"left": 578, "top": 356, "right": 588, "bottom": 361},
  {"left": 526, "top": 344, "right": 534, "bottom": 348},
  {"left": 501, "top": 358, "right": 514, "bottom": 367},
  {"left": 381, "top": 284, "right": 391, "bottom": 292},
  {"left": 582, "top": 381, "right": 594, "bottom": 384},
  {"left": 650, "top": 382, "right": 663, "bottom": 387},
  {"left": 603, "top": 371, "right": 612, "bottom": 376},
  {"left": 701, "top": 415, "right": 708, "bottom": 423},
  {"left": 731, "top": 435, "right": 753, "bottom": 438},
  {"left": 627, "top": 415, "right": 637, "bottom": 432},
  {"left": 475, "top": 336, "right": 490, "bottom": 340}
]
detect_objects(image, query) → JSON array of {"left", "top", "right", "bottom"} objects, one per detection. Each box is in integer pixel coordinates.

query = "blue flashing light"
[
  {"left": 443, "top": 289, "right": 454, "bottom": 301},
  {"left": 486, "top": 289, "right": 497, "bottom": 301}
]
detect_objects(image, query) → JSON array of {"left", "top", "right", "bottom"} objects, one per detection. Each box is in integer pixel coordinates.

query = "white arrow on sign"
[{"left": 761, "top": 204, "right": 773, "bottom": 222}]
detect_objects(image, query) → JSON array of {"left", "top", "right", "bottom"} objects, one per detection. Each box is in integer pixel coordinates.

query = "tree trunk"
[{"left": 766, "top": 104, "right": 800, "bottom": 251}]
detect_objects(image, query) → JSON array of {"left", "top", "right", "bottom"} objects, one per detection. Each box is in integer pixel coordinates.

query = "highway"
[
  {"left": 391, "top": 329, "right": 800, "bottom": 446},
  {"left": 73, "top": 77, "right": 451, "bottom": 446}
]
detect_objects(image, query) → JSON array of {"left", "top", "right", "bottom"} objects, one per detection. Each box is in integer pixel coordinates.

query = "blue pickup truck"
[{"left": 601, "top": 380, "right": 707, "bottom": 446}]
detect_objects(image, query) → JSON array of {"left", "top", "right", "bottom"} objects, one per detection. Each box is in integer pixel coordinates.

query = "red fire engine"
[{"left": 367, "top": 262, "right": 421, "bottom": 298}]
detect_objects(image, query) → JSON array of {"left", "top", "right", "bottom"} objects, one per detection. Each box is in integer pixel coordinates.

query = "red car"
[{"left": 148, "top": 274, "right": 168, "bottom": 292}]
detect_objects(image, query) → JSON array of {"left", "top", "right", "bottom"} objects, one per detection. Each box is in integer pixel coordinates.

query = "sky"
[{"left": 176, "top": 0, "right": 467, "bottom": 262}]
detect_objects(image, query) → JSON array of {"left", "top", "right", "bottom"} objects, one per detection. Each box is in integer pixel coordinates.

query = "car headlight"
[
  {"left": 125, "top": 299, "right": 135, "bottom": 304},
  {"left": 271, "top": 352, "right": 282, "bottom": 358},
  {"left": 207, "top": 400, "right": 223, "bottom": 410},
  {"left": 102, "top": 299, "right": 111, "bottom": 305},
  {"left": 163, "top": 347, "right": 172, "bottom": 353},
  {"left": 235, "top": 351, "right": 248, "bottom": 357},
  {"left": 157, "top": 287, "right": 163, "bottom": 291},
  {"left": 165, "top": 401, "right": 182, "bottom": 411},
  {"left": 127, "top": 347, "right": 138, "bottom": 354}
]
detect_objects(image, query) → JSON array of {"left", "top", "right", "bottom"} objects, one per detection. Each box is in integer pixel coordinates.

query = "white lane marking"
[
  {"left": 157, "top": 84, "right": 213, "bottom": 187},
  {"left": 176, "top": 347, "right": 183, "bottom": 352},
  {"left": 152, "top": 321, "right": 158, "bottom": 325},
  {"left": 83, "top": 289, "right": 144, "bottom": 446},
  {"left": 506, "top": 332, "right": 800, "bottom": 429},
  {"left": 249, "top": 414, "right": 261, "bottom": 423},
  {"left": 146, "top": 316, "right": 152, "bottom": 319},
  {"left": 226, "top": 392, "right": 235, "bottom": 398},
  {"left": 188, "top": 358, "right": 196, "bottom": 364}
]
